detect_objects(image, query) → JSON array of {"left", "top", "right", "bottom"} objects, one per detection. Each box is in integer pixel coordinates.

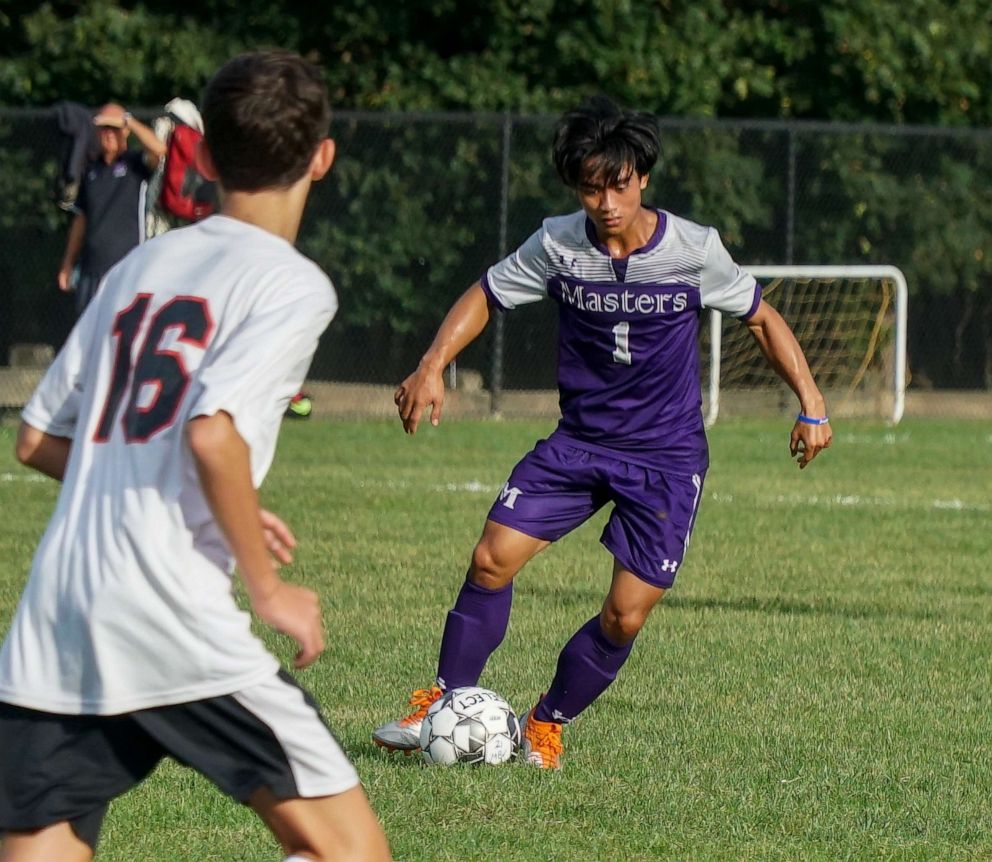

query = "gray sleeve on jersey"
[
  {"left": 189, "top": 279, "right": 337, "bottom": 461},
  {"left": 481, "top": 228, "right": 549, "bottom": 310},
  {"left": 699, "top": 228, "right": 761, "bottom": 319},
  {"left": 20, "top": 295, "right": 103, "bottom": 437}
]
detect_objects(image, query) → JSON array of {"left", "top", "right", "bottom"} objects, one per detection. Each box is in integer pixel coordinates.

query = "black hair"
[
  {"left": 201, "top": 51, "right": 331, "bottom": 192},
  {"left": 552, "top": 95, "right": 660, "bottom": 188}
]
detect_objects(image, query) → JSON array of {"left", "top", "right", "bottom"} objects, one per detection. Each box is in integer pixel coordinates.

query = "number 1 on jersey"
[{"left": 612, "top": 321, "right": 631, "bottom": 365}]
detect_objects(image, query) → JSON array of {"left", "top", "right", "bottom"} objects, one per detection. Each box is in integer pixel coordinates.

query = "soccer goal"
[{"left": 702, "top": 265, "right": 908, "bottom": 426}]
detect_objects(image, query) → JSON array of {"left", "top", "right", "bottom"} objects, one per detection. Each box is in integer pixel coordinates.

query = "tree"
[{"left": 1, "top": 0, "right": 990, "bottom": 387}]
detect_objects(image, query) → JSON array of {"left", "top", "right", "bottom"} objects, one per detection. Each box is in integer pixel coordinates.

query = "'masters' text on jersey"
[
  {"left": 0, "top": 216, "right": 336, "bottom": 715},
  {"left": 481, "top": 209, "right": 760, "bottom": 474}
]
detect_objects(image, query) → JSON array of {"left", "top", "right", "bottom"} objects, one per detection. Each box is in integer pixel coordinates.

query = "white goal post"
[{"left": 704, "top": 265, "right": 908, "bottom": 426}]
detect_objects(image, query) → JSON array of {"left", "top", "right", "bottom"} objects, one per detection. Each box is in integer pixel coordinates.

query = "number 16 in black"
[{"left": 93, "top": 294, "right": 213, "bottom": 443}]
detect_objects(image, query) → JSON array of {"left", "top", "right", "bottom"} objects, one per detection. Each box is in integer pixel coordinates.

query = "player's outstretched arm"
[
  {"left": 15, "top": 421, "right": 71, "bottom": 481},
  {"left": 188, "top": 412, "right": 324, "bottom": 668},
  {"left": 745, "top": 299, "right": 832, "bottom": 469},
  {"left": 125, "top": 114, "right": 167, "bottom": 168},
  {"left": 394, "top": 281, "right": 491, "bottom": 435}
]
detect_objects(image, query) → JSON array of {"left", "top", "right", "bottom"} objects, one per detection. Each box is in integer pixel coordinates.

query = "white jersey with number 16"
[{"left": 0, "top": 215, "right": 336, "bottom": 716}]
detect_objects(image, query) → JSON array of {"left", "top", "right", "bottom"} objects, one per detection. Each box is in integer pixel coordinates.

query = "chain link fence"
[{"left": 2, "top": 109, "right": 991, "bottom": 418}]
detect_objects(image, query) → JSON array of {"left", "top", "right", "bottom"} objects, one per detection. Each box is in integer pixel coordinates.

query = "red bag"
[{"left": 159, "top": 124, "right": 217, "bottom": 222}]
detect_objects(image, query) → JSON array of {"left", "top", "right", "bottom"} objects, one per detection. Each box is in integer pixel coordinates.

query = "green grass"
[{"left": 1, "top": 417, "right": 990, "bottom": 861}]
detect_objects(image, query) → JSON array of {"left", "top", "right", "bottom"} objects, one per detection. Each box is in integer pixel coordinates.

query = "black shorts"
[{"left": 0, "top": 671, "right": 359, "bottom": 851}]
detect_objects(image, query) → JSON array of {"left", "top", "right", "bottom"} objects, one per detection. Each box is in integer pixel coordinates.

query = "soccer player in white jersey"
[
  {"left": 373, "top": 96, "right": 832, "bottom": 769},
  {"left": 0, "top": 53, "right": 391, "bottom": 862}
]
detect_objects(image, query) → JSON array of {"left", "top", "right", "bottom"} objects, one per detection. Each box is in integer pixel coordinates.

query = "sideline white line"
[
  {"left": 354, "top": 479, "right": 498, "bottom": 494},
  {"left": 835, "top": 432, "right": 911, "bottom": 446},
  {"left": 709, "top": 491, "right": 989, "bottom": 515},
  {"left": 351, "top": 478, "right": 988, "bottom": 515},
  {"left": 753, "top": 432, "right": 912, "bottom": 447},
  {"left": 0, "top": 472, "right": 50, "bottom": 484},
  {"left": 434, "top": 480, "right": 496, "bottom": 494}
]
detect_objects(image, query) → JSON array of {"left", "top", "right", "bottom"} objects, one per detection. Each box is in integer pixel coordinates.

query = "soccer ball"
[{"left": 419, "top": 686, "right": 520, "bottom": 766}]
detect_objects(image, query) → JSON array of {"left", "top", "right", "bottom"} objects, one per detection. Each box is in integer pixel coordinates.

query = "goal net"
[{"left": 701, "top": 266, "right": 908, "bottom": 425}]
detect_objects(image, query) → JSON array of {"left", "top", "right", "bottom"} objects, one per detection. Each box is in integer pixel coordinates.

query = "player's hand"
[
  {"left": 394, "top": 365, "right": 445, "bottom": 434},
  {"left": 57, "top": 266, "right": 73, "bottom": 292},
  {"left": 790, "top": 419, "right": 832, "bottom": 469},
  {"left": 252, "top": 581, "right": 325, "bottom": 669},
  {"left": 259, "top": 508, "right": 296, "bottom": 565}
]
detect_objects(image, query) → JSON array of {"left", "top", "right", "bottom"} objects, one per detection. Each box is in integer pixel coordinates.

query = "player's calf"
[
  {"left": 253, "top": 786, "right": 391, "bottom": 862},
  {"left": 0, "top": 822, "right": 94, "bottom": 862}
]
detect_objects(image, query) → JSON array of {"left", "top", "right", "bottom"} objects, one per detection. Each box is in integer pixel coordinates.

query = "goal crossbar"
[{"left": 705, "top": 265, "right": 908, "bottom": 426}]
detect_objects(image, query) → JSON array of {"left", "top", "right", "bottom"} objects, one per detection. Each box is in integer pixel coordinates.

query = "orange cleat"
[{"left": 519, "top": 704, "right": 564, "bottom": 769}]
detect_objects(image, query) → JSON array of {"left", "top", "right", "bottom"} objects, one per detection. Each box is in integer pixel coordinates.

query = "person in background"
[{"left": 56, "top": 103, "right": 166, "bottom": 316}]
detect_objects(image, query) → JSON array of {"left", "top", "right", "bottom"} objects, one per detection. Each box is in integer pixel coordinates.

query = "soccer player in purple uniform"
[{"left": 373, "top": 96, "right": 832, "bottom": 769}]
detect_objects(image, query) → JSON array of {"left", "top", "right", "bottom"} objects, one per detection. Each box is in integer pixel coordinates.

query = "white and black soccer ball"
[{"left": 419, "top": 686, "right": 520, "bottom": 766}]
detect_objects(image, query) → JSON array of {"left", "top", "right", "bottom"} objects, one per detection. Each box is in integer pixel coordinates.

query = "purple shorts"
[{"left": 486, "top": 435, "right": 705, "bottom": 589}]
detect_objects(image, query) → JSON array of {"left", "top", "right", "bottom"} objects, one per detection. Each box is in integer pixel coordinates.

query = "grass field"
[{"left": 0, "top": 416, "right": 990, "bottom": 861}]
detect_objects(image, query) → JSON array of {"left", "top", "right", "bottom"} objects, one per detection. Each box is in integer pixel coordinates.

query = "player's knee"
[
  {"left": 599, "top": 606, "right": 647, "bottom": 644},
  {"left": 469, "top": 542, "right": 516, "bottom": 589},
  {"left": 259, "top": 787, "right": 390, "bottom": 862}
]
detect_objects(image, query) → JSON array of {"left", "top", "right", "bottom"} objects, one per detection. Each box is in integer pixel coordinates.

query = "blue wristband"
[{"left": 797, "top": 413, "right": 830, "bottom": 426}]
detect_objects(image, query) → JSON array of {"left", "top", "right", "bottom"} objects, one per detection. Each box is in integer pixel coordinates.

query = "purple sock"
[
  {"left": 435, "top": 578, "right": 513, "bottom": 690},
  {"left": 534, "top": 616, "right": 634, "bottom": 724}
]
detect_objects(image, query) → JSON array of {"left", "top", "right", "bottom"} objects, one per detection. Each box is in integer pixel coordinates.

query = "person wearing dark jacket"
[{"left": 57, "top": 103, "right": 166, "bottom": 316}]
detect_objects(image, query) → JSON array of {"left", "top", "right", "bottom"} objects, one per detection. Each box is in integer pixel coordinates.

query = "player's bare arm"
[
  {"left": 187, "top": 412, "right": 324, "bottom": 668},
  {"left": 395, "top": 281, "right": 491, "bottom": 434},
  {"left": 124, "top": 114, "right": 167, "bottom": 169},
  {"left": 745, "top": 299, "right": 832, "bottom": 468},
  {"left": 14, "top": 421, "right": 71, "bottom": 481},
  {"left": 57, "top": 213, "right": 86, "bottom": 292}
]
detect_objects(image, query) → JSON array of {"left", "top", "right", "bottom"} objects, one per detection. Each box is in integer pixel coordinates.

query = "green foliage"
[
  {"left": 0, "top": 120, "right": 61, "bottom": 232},
  {"left": 658, "top": 126, "right": 775, "bottom": 247},
  {"left": 799, "top": 133, "right": 992, "bottom": 292},
  {"left": 304, "top": 122, "right": 498, "bottom": 333},
  {"left": 818, "top": 0, "right": 992, "bottom": 125},
  {"left": 4, "top": 0, "right": 992, "bottom": 124},
  {"left": 0, "top": 0, "right": 990, "bottom": 385},
  {"left": 0, "top": 0, "right": 240, "bottom": 106}
]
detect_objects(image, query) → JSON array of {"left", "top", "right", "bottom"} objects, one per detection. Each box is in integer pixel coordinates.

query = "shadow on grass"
[
  {"left": 496, "top": 579, "right": 960, "bottom": 622},
  {"left": 522, "top": 580, "right": 942, "bottom": 623},
  {"left": 665, "top": 593, "right": 939, "bottom": 623},
  {"left": 356, "top": 741, "right": 425, "bottom": 765}
]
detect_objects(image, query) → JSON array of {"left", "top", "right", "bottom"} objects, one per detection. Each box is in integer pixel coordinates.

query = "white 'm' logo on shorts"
[
  {"left": 499, "top": 484, "right": 523, "bottom": 510},
  {"left": 661, "top": 559, "right": 679, "bottom": 573}
]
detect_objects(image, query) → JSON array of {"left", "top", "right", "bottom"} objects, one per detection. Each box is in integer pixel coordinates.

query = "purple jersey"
[{"left": 481, "top": 209, "right": 760, "bottom": 474}]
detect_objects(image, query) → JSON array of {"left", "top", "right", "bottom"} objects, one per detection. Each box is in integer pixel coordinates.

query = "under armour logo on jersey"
[
  {"left": 498, "top": 483, "right": 523, "bottom": 510},
  {"left": 661, "top": 559, "right": 679, "bottom": 573},
  {"left": 558, "top": 254, "right": 577, "bottom": 269}
]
